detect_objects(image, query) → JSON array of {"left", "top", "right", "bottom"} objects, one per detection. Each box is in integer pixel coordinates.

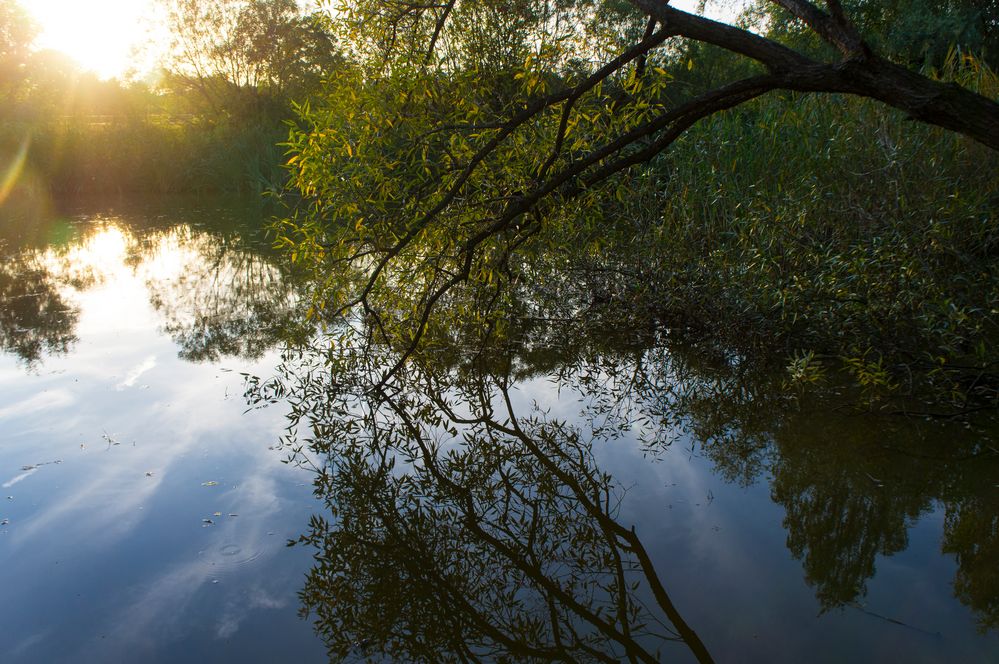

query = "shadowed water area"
[{"left": 1, "top": 199, "right": 997, "bottom": 662}]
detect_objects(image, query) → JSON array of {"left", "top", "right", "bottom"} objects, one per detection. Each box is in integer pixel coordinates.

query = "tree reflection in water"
[
  {"left": 0, "top": 252, "right": 79, "bottom": 365},
  {"left": 142, "top": 224, "right": 302, "bottom": 362},
  {"left": 255, "top": 302, "right": 999, "bottom": 658},
  {"left": 0, "top": 203, "right": 304, "bottom": 366},
  {"left": 943, "top": 476, "right": 999, "bottom": 631},
  {"left": 254, "top": 324, "right": 715, "bottom": 663},
  {"left": 564, "top": 332, "right": 999, "bottom": 629}
]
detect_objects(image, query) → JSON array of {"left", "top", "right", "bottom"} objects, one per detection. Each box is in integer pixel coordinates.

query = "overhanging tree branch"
[
  {"left": 286, "top": 0, "right": 999, "bottom": 383},
  {"left": 629, "top": 0, "right": 999, "bottom": 148}
]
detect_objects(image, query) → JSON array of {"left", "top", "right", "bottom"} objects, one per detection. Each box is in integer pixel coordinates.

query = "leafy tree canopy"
[
  {"left": 277, "top": 0, "right": 999, "bottom": 389},
  {"left": 159, "top": 0, "right": 342, "bottom": 119},
  {"left": 752, "top": 0, "right": 999, "bottom": 68},
  {"left": 0, "top": 0, "right": 38, "bottom": 101}
]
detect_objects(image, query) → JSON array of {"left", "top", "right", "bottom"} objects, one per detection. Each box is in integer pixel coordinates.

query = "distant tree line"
[{"left": 0, "top": 0, "right": 341, "bottom": 198}]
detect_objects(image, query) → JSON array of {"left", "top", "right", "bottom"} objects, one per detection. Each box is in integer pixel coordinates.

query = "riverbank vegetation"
[
  {"left": 639, "top": 69, "right": 999, "bottom": 407},
  {"left": 0, "top": 0, "right": 337, "bottom": 201},
  {"left": 276, "top": 0, "right": 999, "bottom": 412}
]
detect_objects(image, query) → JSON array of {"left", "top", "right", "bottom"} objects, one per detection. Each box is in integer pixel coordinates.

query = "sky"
[
  {"left": 20, "top": 0, "right": 743, "bottom": 80},
  {"left": 23, "top": 0, "right": 162, "bottom": 79}
]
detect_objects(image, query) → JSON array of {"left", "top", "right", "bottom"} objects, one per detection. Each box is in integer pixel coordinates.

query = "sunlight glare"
[
  {"left": 23, "top": 0, "right": 159, "bottom": 79},
  {"left": 20, "top": 0, "right": 743, "bottom": 81},
  {"left": 59, "top": 224, "right": 131, "bottom": 285}
]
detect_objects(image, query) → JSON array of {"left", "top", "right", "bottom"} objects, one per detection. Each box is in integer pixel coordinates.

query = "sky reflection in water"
[
  {"left": 0, "top": 201, "right": 322, "bottom": 663},
  {"left": 0, "top": 199, "right": 997, "bottom": 663}
]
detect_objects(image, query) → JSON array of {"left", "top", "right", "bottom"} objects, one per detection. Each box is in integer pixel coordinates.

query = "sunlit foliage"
[{"left": 159, "top": 0, "right": 342, "bottom": 120}]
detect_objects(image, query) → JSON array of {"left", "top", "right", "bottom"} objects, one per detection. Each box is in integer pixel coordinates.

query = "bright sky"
[{"left": 23, "top": 0, "right": 162, "bottom": 80}]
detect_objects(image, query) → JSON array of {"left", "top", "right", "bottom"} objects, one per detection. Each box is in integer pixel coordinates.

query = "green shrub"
[{"left": 641, "top": 65, "right": 999, "bottom": 404}]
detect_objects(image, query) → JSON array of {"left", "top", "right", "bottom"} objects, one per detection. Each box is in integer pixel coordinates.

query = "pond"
[{"left": 1, "top": 198, "right": 997, "bottom": 663}]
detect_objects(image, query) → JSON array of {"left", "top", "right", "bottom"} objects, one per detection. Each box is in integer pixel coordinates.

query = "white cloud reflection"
[
  {"left": 0, "top": 212, "right": 315, "bottom": 660},
  {"left": 72, "top": 472, "right": 294, "bottom": 660},
  {"left": 115, "top": 355, "right": 157, "bottom": 390}
]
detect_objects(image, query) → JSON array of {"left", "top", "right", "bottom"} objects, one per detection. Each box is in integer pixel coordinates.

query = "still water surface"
[
  {"left": 0, "top": 199, "right": 323, "bottom": 662},
  {"left": 0, "top": 199, "right": 997, "bottom": 662}
]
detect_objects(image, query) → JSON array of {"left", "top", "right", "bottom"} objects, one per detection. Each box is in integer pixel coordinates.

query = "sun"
[{"left": 22, "top": 0, "right": 161, "bottom": 80}]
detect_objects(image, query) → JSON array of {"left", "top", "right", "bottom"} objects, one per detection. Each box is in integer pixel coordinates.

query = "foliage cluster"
[
  {"left": 749, "top": 0, "right": 999, "bottom": 69},
  {"left": 1, "top": 116, "right": 286, "bottom": 195},
  {"left": 636, "top": 61, "right": 999, "bottom": 404},
  {"left": 160, "top": 0, "right": 341, "bottom": 121},
  {"left": 275, "top": 1, "right": 999, "bottom": 409}
]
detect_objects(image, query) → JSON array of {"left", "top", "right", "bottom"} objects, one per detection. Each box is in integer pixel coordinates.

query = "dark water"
[{"left": 1, "top": 199, "right": 997, "bottom": 663}]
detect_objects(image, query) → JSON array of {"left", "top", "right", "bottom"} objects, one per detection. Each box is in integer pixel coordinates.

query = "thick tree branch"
[{"left": 627, "top": 0, "right": 999, "bottom": 149}]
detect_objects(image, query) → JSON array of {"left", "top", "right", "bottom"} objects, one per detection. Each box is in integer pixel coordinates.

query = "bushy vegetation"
[
  {"left": 274, "top": 1, "right": 999, "bottom": 411},
  {"left": 6, "top": 116, "right": 286, "bottom": 195},
  {"left": 756, "top": 0, "right": 998, "bottom": 69},
  {"left": 505, "top": 53, "right": 999, "bottom": 406},
  {"left": 635, "top": 68, "right": 999, "bottom": 404}
]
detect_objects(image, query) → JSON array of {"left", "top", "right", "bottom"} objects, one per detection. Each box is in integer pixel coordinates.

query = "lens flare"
[{"left": 0, "top": 135, "right": 31, "bottom": 206}]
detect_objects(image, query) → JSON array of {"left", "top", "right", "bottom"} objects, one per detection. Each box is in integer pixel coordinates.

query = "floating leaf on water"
[
  {"left": 213, "top": 512, "right": 221, "bottom": 517},
  {"left": 202, "top": 481, "right": 219, "bottom": 487},
  {"left": 145, "top": 472, "right": 154, "bottom": 477}
]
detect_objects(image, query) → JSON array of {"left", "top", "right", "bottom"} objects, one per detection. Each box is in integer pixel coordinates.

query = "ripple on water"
[{"left": 199, "top": 543, "right": 264, "bottom": 577}]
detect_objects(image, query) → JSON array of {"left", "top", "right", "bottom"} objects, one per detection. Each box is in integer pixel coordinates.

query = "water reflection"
[
  {"left": 0, "top": 201, "right": 302, "bottom": 366},
  {"left": 255, "top": 332, "right": 714, "bottom": 662},
  {"left": 255, "top": 306, "right": 999, "bottom": 660},
  {"left": 0, "top": 199, "right": 326, "bottom": 663},
  {"left": 0, "top": 252, "right": 78, "bottom": 364},
  {"left": 572, "top": 335, "right": 999, "bottom": 631},
  {"left": 5, "top": 199, "right": 993, "bottom": 659},
  {"left": 945, "top": 491, "right": 999, "bottom": 631},
  {"left": 140, "top": 224, "right": 299, "bottom": 362}
]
